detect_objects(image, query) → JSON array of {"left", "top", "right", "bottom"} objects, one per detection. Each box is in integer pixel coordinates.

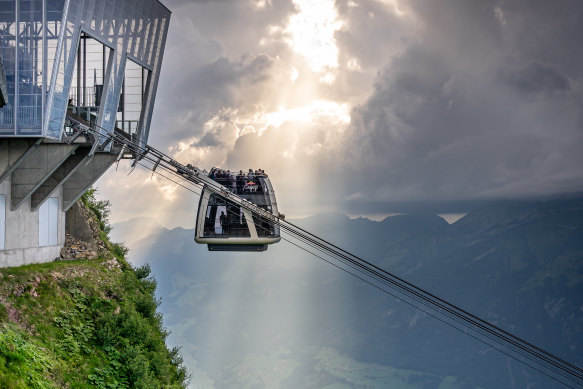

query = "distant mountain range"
[{"left": 111, "top": 197, "right": 583, "bottom": 389}]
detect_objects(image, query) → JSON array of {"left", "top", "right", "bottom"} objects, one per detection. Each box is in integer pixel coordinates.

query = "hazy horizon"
[{"left": 107, "top": 191, "right": 583, "bottom": 229}]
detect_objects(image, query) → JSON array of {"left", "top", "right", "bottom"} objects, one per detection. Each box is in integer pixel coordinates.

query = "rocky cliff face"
[{"left": 61, "top": 200, "right": 107, "bottom": 260}]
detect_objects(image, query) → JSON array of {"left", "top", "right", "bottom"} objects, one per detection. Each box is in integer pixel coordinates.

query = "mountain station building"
[{"left": 0, "top": 0, "right": 170, "bottom": 266}]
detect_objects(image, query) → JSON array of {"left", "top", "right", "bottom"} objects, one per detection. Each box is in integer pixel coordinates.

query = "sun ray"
[{"left": 284, "top": 0, "right": 343, "bottom": 74}]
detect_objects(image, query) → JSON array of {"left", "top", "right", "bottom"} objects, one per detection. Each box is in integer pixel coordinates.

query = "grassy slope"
[{"left": 0, "top": 190, "right": 188, "bottom": 388}]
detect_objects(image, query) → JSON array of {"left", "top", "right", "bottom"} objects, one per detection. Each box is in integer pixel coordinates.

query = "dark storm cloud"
[
  {"left": 191, "top": 53, "right": 274, "bottom": 102},
  {"left": 334, "top": 0, "right": 583, "bottom": 207},
  {"left": 500, "top": 61, "right": 571, "bottom": 96},
  {"left": 334, "top": 0, "right": 410, "bottom": 70},
  {"left": 195, "top": 131, "right": 220, "bottom": 147}
]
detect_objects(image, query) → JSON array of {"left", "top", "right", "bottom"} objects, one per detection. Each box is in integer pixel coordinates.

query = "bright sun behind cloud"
[
  {"left": 235, "top": 100, "right": 351, "bottom": 137},
  {"left": 285, "top": 0, "right": 343, "bottom": 74}
]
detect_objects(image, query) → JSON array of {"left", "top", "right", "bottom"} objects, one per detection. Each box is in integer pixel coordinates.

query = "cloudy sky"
[{"left": 99, "top": 0, "right": 583, "bottom": 228}]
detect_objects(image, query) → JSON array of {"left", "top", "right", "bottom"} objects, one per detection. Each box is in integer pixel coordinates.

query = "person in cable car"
[
  {"left": 219, "top": 211, "right": 227, "bottom": 234},
  {"left": 236, "top": 170, "right": 245, "bottom": 194}
]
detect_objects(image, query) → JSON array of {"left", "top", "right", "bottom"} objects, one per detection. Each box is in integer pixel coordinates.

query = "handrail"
[{"left": 0, "top": 56, "right": 7, "bottom": 107}]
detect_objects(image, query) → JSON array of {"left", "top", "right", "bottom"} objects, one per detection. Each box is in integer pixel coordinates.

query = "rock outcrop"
[{"left": 61, "top": 200, "right": 107, "bottom": 260}]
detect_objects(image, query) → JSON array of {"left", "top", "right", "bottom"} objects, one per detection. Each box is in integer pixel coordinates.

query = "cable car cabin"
[{"left": 194, "top": 169, "right": 281, "bottom": 251}]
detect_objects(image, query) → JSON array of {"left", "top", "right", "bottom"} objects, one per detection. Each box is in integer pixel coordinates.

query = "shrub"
[
  {"left": 81, "top": 188, "right": 111, "bottom": 231},
  {"left": 134, "top": 264, "right": 151, "bottom": 280}
]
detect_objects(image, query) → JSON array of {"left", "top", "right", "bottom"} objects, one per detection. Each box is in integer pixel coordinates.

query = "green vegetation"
[
  {"left": 81, "top": 187, "right": 128, "bottom": 258},
  {"left": 0, "top": 188, "right": 189, "bottom": 388}
]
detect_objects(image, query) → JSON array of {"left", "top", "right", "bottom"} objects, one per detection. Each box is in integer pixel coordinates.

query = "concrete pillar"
[
  {"left": 30, "top": 146, "right": 92, "bottom": 211},
  {"left": 62, "top": 151, "right": 118, "bottom": 211},
  {"left": 11, "top": 143, "right": 79, "bottom": 210},
  {"left": 0, "top": 139, "right": 43, "bottom": 183}
]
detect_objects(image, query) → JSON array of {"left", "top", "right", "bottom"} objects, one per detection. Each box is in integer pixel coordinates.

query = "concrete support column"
[
  {"left": 30, "top": 146, "right": 92, "bottom": 211},
  {"left": 11, "top": 143, "right": 79, "bottom": 210},
  {"left": 62, "top": 151, "right": 119, "bottom": 211}
]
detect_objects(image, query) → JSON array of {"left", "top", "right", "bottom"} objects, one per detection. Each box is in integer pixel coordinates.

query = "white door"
[
  {"left": 0, "top": 195, "right": 5, "bottom": 250},
  {"left": 39, "top": 197, "right": 59, "bottom": 246}
]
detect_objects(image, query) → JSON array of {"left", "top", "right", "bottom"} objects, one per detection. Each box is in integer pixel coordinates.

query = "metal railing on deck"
[
  {"left": 18, "top": 106, "right": 42, "bottom": 127},
  {"left": 69, "top": 86, "right": 100, "bottom": 107},
  {"left": 116, "top": 120, "right": 139, "bottom": 136},
  {"left": 0, "top": 105, "right": 13, "bottom": 125}
]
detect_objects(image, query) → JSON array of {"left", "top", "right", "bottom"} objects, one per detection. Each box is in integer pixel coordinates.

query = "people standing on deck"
[
  {"left": 226, "top": 170, "right": 234, "bottom": 192},
  {"left": 220, "top": 170, "right": 226, "bottom": 185},
  {"left": 236, "top": 170, "right": 245, "bottom": 194},
  {"left": 209, "top": 167, "right": 269, "bottom": 187}
]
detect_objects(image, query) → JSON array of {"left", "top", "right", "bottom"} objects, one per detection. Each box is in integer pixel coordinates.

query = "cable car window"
[
  {"left": 260, "top": 179, "right": 268, "bottom": 194},
  {"left": 252, "top": 214, "right": 275, "bottom": 238},
  {"left": 203, "top": 195, "right": 250, "bottom": 238}
]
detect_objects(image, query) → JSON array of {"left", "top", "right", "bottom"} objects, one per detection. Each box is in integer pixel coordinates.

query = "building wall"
[{"left": 0, "top": 176, "right": 65, "bottom": 267}]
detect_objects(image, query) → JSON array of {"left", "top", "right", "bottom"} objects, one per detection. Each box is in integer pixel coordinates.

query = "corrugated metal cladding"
[{"left": 0, "top": 0, "right": 170, "bottom": 145}]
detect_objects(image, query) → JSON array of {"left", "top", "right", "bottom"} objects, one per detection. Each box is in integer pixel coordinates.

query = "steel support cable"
[
  {"left": 190, "top": 160, "right": 583, "bottom": 384},
  {"left": 134, "top": 160, "right": 203, "bottom": 197},
  {"left": 276, "top": 225, "right": 581, "bottom": 388},
  {"left": 280, "top": 220, "right": 583, "bottom": 380},
  {"left": 65, "top": 114, "right": 583, "bottom": 385},
  {"left": 279, "top": 220, "right": 583, "bottom": 382},
  {"left": 67, "top": 115, "right": 276, "bottom": 226},
  {"left": 135, "top": 144, "right": 582, "bottom": 387},
  {"left": 130, "top": 151, "right": 204, "bottom": 192},
  {"left": 123, "top": 134, "right": 583, "bottom": 384},
  {"left": 202, "top": 191, "right": 582, "bottom": 386},
  {"left": 144, "top": 168, "right": 569, "bottom": 383},
  {"left": 278, "top": 233, "right": 579, "bottom": 388},
  {"left": 277, "top": 223, "right": 583, "bottom": 384},
  {"left": 182, "top": 189, "right": 581, "bottom": 388}
]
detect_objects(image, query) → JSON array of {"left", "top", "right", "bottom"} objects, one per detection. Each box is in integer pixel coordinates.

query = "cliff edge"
[{"left": 0, "top": 189, "right": 189, "bottom": 388}]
